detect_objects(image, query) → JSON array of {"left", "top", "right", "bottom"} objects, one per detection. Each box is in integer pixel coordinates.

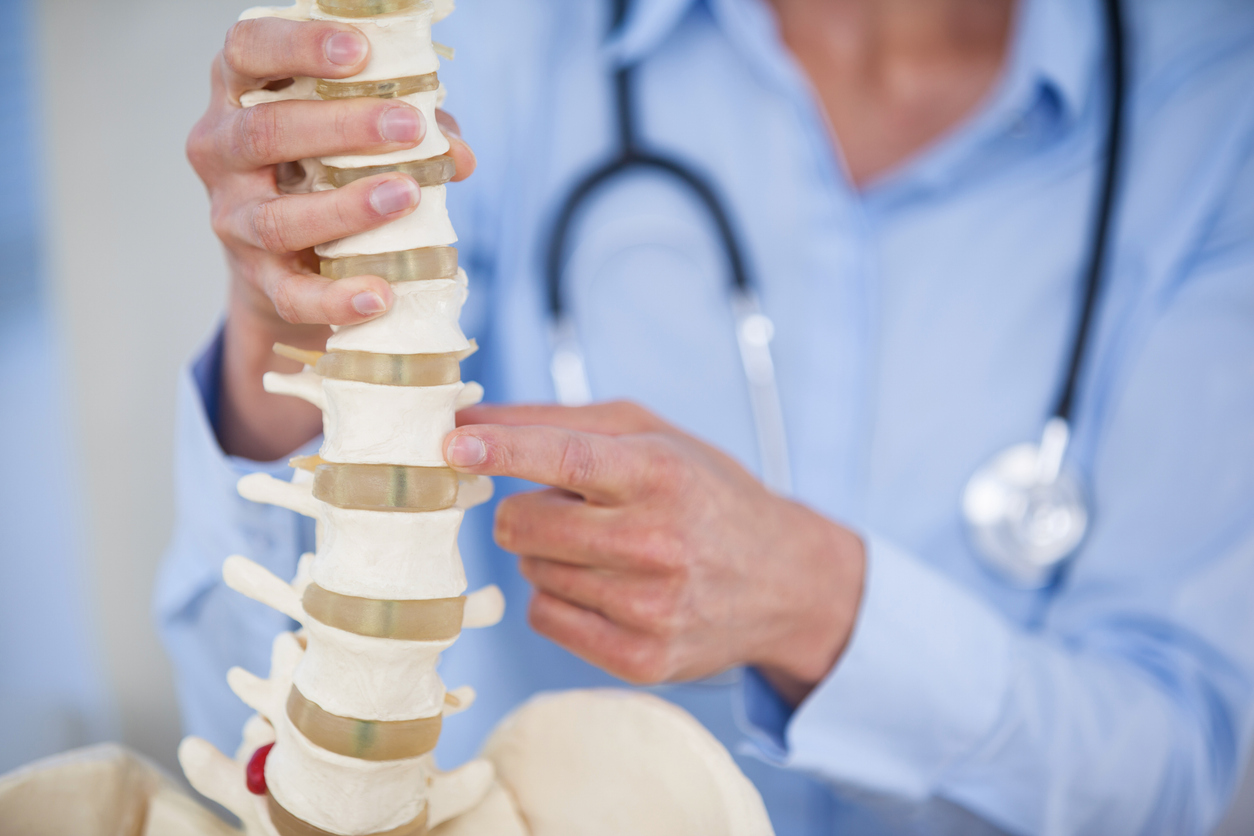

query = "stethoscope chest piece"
[{"left": 962, "top": 419, "right": 1089, "bottom": 588}]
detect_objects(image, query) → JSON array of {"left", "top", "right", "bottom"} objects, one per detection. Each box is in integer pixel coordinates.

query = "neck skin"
[{"left": 768, "top": 0, "right": 1015, "bottom": 187}]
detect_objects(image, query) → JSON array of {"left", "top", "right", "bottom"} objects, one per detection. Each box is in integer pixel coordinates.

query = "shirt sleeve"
[
  {"left": 152, "top": 328, "right": 319, "bottom": 756},
  {"left": 738, "top": 148, "right": 1254, "bottom": 836}
]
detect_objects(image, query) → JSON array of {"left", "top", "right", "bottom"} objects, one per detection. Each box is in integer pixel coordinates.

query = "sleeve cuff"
[
  {"left": 738, "top": 534, "right": 1014, "bottom": 799},
  {"left": 737, "top": 666, "right": 793, "bottom": 763}
]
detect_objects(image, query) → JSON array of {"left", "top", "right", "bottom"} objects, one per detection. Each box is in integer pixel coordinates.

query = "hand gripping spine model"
[{"left": 175, "top": 3, "right": 776, "bottom": 834}]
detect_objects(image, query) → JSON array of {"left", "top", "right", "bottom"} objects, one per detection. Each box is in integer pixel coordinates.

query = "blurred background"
[
  {"left": 0, "top": 0, "right": 1251, "bottom": 833},
  {"left": 0, "top": 0, "right": 240, "bottom": 777}
]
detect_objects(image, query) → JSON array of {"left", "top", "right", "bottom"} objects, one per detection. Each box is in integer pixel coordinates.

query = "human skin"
[
  {"left": 196, "top": 0, "right": 1012, "bottom": 704},
  {"left": 445, "top": 403, "right": 865, "bottom": 706}
]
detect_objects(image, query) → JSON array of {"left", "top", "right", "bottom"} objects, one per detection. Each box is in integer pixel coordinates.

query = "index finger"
[
  {"left": 457, "top": 401, "right": 671, "bottom": 435},
  {"left": 444, "top": 424, "right": 650, "bottom": 505},
  {"left": 222, "top": 17, "right": 369, "bottom": 91}
]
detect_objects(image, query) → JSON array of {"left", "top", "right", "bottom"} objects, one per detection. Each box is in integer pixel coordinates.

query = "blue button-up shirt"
[{"left": 155, "top": 0, "right": 1254, "bottom": 833}]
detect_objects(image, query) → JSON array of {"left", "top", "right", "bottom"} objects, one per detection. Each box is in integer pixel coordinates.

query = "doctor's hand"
[
  {"left": 191, "top": 16, "right": 476, "bottom": 460},
  {"left": 446, "top": 402, "right": 866, "bottom": 706}
]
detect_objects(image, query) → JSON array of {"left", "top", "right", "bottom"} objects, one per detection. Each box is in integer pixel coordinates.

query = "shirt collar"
[
  {"left": 605, "top": 0, "right": 1104, "bottom": 128},
  {"left": 1015, "top": 0, "right": 1103, "bottom": 126},
  {"left": 602, "top": 0, "right": 700, "bottom": 66}
]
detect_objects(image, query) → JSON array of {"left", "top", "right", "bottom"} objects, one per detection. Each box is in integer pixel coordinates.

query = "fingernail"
[
  {"left": 351, "top": 291, "right": 387, "bottom": 316},
  {"left": 448, "top": 434, "right": 487, "bottom": 467},
  {"left": 369, "top": 178, "right": 419, "bottom": 215},
  {"left": 325, "top": 31, "right": 368, "bottom": 66},
  {"left": 380, "top": 107, "right": 423, "bottom": 143}
]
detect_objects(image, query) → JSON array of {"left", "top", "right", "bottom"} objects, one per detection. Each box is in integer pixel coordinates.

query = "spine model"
[{"left": 179, "top": 1, "right": 501, "bottom": 834}]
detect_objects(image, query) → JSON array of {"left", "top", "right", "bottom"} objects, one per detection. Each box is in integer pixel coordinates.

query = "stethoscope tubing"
[
  {"left": 1052, "top": 0, "right": 1126, "bottom": 426},
  {"left": 543, "top": 0, "right": 1127, "bottom": 578}
]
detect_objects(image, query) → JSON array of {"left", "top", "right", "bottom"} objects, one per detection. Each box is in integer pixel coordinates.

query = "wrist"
[
  {"left": 217, "top": 287, "right": 329, "bottom": 461},
  {"left": 754, "top": 504, "right": 865, "bottom": 706}
]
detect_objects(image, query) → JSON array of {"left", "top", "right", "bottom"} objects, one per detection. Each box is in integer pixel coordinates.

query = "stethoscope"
[{"left": 544, "top": 0, "right": 1126, "bottom": 589}]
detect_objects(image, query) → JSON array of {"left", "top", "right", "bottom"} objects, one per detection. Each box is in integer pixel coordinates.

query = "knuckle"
[
  {"left": 634, "top": 525, "right": 686, "bottom": 573},
  {"left": 619, "top": 639, "right": 669, "bottom": 685},
  {"left": 185, "top": 122, "right": 211, "bottom": 172},
  {"left": 331, "top": 189, "right": 359, "bottom": 233},
  {"left": 640, "top": 438, "right": 692, "bottom": 495},
  {"left": 619, "top": 399, "right": 651, "bottom": 423},
  {"left": 557, "top": 434, "right": 599, "bottom": 489},
  {"left": 270, "top": 280, "right": 300, "bottom": 324},
  {"left": 609, "top": 399, "right": 662, "bottom": 431},
  {"left": 209, "top": 201, "right": 234, "bottom": 243},
  {"left": 623, "top": 588, "right": 679, "bottom": 635},
  {"left": 586, "top": 523, "right": 629, "bottom": 562},
  {"left": 334, "top": 103, "right": 363, "bottom": 145},
  {"left": 222, "top": 22, "right": 253, "bottom": 73},
  {"left": 250, "top": 200, "right": 290, "bottom": 254},
  {"left": 237, "top": 104, "right": 283, "bottom": 166}
]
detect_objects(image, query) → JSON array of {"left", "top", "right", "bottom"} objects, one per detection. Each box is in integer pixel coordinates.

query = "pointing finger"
[
  {"left": 444, "top": 424, "right": 651, "bottom": 505},
  {"left": 457, "top": 401, "right": 671, "bottom": 435}
]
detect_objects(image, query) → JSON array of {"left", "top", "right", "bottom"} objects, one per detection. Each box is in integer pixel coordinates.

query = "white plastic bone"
[
  {"left": 217, "top": 626, "right": 496, "bottom": 835},
  {"left": 427, "top": 760, "right": 496, "bottom": 829},
  {"left": 314, "top": 506, "right": 467, "bottom": 600},
  {"left": 327, "top": 273, "right": 471, "bottom": 356},
  {"left": 224, "top": 555, "right": 304, "bottom": 622},
  {"left": 237, "top": 713, "right": 277, "bottom": 762},
  {"left": 456, "top": 475, "right": 495, "bottom": 510},
  {"left": 456, "top": 381, "right": 485, "bottom": 411},
  {"left": 262, "top": 369, "right": 326, "bottom": 411},
  {"left": 237, "top": 473, "right": 320, "bottom": 519},
  {"left": 444, "top": 685, "right": 476, "bottom": 716},
  {"left": 321, "top": 380, "right": 465, "bottom": 467},
  {"left": 239, "top": 75, "right": 317, "bottom": 108},
  {"left": 433, "top": 0, "right": 455, "bottom": 22},
  {"left": 227, "top": 667, "right": 273, "bottom": 718},
  {"left": 177, "top": 737, "right": 258, "bottom": 828},
  {"left": 228, "top": 554, "right": 503, "bottom": 636},
  {"left": 463, "top": 585, "right": 505, "bottom": 630},
  {"left": 316, "top": 185, "right": 457, "bottom": 259}
]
